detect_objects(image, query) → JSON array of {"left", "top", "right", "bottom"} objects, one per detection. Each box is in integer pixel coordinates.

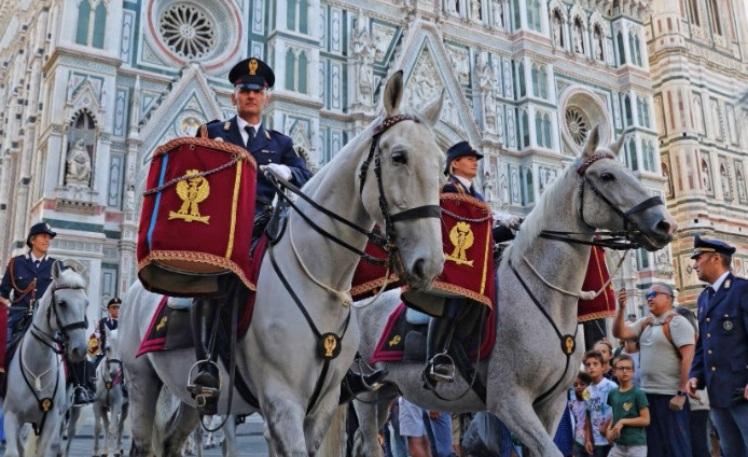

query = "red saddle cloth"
[
  {"left": 352, "top": 194, "right": 495, "bottom": 308},
  {"left": 136, "top": 237, "right": 268, "bottom": 357},
  {"left": 370, "top": 302, "right": 496, "bottom": 364},
  {"left": 577, "top": 245, "right": 616, "bottom": 322},
  {"left": 137, "top": 135, "right": 258, "bottom": 297}
]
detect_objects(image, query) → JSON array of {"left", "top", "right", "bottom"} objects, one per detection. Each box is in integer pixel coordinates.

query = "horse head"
[
  {"left": 576, "top": 125, "right": 676, "bottom": 250},
  {"left": 46, "top": 262, "right": 89, "bottom": 362},
  {"left": 357, "top": 71, "right": 445, "bottom": 289},
  {"left": 102, "top": 346, "right": 123, "bottom": 389}
]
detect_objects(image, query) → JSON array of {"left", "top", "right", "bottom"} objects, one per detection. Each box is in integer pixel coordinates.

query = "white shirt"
[
  {"left": 27, "top": 253, "right": 47, "bottom": 263},
  {"left": 452, "top": 174, "right": 474, "bottom": 193},
  {"left": 236, "top": 117, "right": 261, "bottom": 146},
  {"left": 710, "top": 270, "right": 731, "bottom": 293}
]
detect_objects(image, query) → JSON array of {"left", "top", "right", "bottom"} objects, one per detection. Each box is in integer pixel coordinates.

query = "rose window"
[
  {"left": 565, "top": 107, "right": 590, "bottom": 146},
  {"left": 158, "top": 4, "right": 216, "bottom": 60}
]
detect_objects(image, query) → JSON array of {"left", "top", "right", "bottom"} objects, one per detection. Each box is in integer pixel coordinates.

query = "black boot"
[
  {"left": 187, "top": 300, "right": 220, "bottom": 415},
  {"left": 339, "top": 368, "right": 388, "bottom": 404},
  {"left": 424, "top": 316, "right": 456, "bottom": 384}
]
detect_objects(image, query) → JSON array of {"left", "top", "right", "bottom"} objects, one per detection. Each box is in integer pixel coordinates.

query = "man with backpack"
[{"left": 613, "top": 282, "right": 695, "bottom": 457}]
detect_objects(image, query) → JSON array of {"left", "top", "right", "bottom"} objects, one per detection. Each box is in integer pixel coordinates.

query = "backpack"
[{"left": 640, "top": 308, "right": 697, "bottom": 359}]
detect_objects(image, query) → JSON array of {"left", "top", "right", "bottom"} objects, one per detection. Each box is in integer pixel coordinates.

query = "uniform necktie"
[
  {"left": 244, "top": 126, "right": 256, "bottom": 149},
  {"left": 34, "top": 260, "right": 40, "bottom": 269},
  {"left": 706, "top": 287, "right": 715, "bottom": 300}
]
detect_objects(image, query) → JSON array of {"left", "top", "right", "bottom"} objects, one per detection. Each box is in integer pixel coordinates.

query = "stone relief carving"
[
  {"left": 371, "top": 23, "right": 396, "bottom": 61},
  {"left": 351, "top": 14, "right": 375, "bottom": 109},
  {"left": 735, "top": 161, "right": 747, "bottom": 204},
  {"left": 491, "top": 0, "right": 504, "bottom": 29},
  {"left": 477, "top": 52, "right": 497, "bottom": 132},
  {"left": 471, "top": 0, "right": 482, "bottom": 23},
  {"left": 66, "top": 139, "right": 92, "bottom": 188},
  {"left": 719, "top": 160, "right": 732, "bottom": 201},
  {"left": 445, "top": 44, "right": 470, "bottom": 85}
]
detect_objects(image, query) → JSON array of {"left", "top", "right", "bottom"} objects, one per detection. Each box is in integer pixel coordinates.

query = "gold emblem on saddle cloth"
[
  {"left": 156, "top": 315, "right": 168, "bottom": 332},
  {"left": 388, "top": 335, "right": 402, "bottom": 347},
  {"left": 446, "top": 221, "right": 475, "bottom": 267},
  {"left": 168, "top": 169, "right": 211, "bottom": 224}
]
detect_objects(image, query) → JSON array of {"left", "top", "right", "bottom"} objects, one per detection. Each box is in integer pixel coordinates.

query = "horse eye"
[
  {"left": 392, "top": 150, "right": 408, "bottom": 165},
  {"left": 600, "top": 172, "right": 615, "bottom": 182},
  {"left": 58, "top": 300, "right": 67, "bottom": 307}
]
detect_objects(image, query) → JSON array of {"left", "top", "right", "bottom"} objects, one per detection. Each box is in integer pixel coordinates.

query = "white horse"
[
  {"left": 3, "top": 263, "right": 89, "bottom": 457},
  {"left": 349, "top": 126, "right": 678, "bottom": 457},
  {"left": 120, "top": 70, "right": 446, "bottom": 456},
  {"left": 92, "top": 330, "right": 129, "bottom": 457}
]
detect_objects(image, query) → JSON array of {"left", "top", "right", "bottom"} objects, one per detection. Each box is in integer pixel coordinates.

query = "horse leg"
[
  {"left": 221, "top": 417, "right": 236, "bottom": 457},
  {"left": 126, "top": 368, "right": 162, "bottom": 456},
  {"left": 352, "top": 395, "right": 390, "bottom": 457},
  {"left": 262, "top": 396, "right": 308, "bottom": 456},
  {"left": 309, "top": 403, "right": 347, "bottom": 456},
  {"left": 32, "top": 413, "right": 61, "bottom": 457},
  {"left": 159, "top": 402, "right": 200, "bottom": 457},
  {"left": 63, "top": 406, "right": 80, "bottom": 457},
  {"left": 93, "top": 406, "right": 103, "bottom": 457},
  {"left": 117, "top": 400, "right": 129, "bottom": 456},
  {"left": 490, "top": 392, "right": 563, "bottom": 457},
  {"left": 4, "top": 411, "right": 22, "bottom": 457},
  {"left": 103, "top": 408, "right": 112, "bottom": 457},
  {"left": 535, "top": 393, "right": 567, "bottom": 440}
]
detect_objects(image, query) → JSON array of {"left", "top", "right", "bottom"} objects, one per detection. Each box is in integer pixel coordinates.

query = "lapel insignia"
[
  {"left": 223, "top": 121, "right": 231, "bottom": 131},
  {"left": 724, "top": 279, "right": 731, "bottom": 289},
  {"left": 264, "top": 130, "right": 271, "bottom": 140},
  {"left": 261, "top": 149, "right": 273, "bottom": 154}
]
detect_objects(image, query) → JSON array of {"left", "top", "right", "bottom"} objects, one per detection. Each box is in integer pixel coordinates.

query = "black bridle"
[
  {"left": 30, "top": 285, "right": 89, "bottom": 354},
  {"left": 266, "top": 114, "right": 442, "bottom": 270},
  {"left": 539, "top": 153, "right": 664, "bottom": 250}
]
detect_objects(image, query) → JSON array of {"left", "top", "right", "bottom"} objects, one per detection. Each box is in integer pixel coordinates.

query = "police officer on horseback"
[
  {"left": 0, "top": 222, "right": 59, "bottom": 394},
  {"left": 425, "top": 141, "right": 521, "bottom": 383},
  {"left": 188, "top": 57, "right": 313, "bottom": 414}
]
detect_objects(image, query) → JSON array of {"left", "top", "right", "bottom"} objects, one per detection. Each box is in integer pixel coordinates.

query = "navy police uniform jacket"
[
  {"left": 690, "top": 273, "right": 748, "bottom": 408},
  {"left": 0, "top": 254, "right": 58, "bottom": 329},
  {"left": 442, "top": 175, "right": 514, "bottom": 243},
  {"left": 203, "top": 117, "right": 312, "bottom": 213},
  {"left": 98, "top": 317, "right": 118, "bottom": 351}
]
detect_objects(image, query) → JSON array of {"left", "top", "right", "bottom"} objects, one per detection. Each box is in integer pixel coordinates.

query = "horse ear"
[
  {"left": 383, "top": 70, "right": 404, "bottom": 116},
  {"left": 52, "top": 260, "right": 63, "bottom": 280},
  {"left": 610, "top": 132, "right": 625, "bottom": 156},
  {"left": 421, "top": 89, "right": 444, "bottom": 126},
  {"left": 582, "top": 125, "right": 600, "bottom": 158}
]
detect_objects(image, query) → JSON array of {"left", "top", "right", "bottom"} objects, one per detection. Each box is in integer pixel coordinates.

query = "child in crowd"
[
  {"left": 593, "top": 339, "right": 615, "bottom": 380},
  {"left": 602, "top": 354, "right": 650, "bottom": 457},
  {"left": 583, "top": 350, "right": 618, "bottom": 457},
  {"left": 569, "top": 371, "right": 593, "bottom": 457}
]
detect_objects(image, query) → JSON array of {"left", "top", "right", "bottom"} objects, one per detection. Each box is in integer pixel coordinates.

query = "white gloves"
[
  {"left": 263, "top": 163, "right": 292, "bottom": 181},
  {"left": 492, "top": 211, "right": 522, "bottom": 230}
]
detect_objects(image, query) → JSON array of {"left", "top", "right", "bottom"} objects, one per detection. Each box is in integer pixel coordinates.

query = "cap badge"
[{"left": 249, "top": 59, "right": 258, "bottom": 76}]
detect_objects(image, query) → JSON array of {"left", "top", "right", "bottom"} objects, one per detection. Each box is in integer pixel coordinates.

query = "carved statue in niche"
[
  {"left": 573, "top": 19, "right": 584, "bottom": 54},
  {"left": 701, "top": 159, "right": 712, "bottom": 193},
  {"left": 736, "top": 165, "right": 747, "bottom": 202},
  {"left": 445, "top": 0, "right": 457, "bottom": 15},
  {"left": 499, "top": 167, "right": 509, "bottom": 204},
  {"left": 471, "top": 0, "right": 482, "bottom": 22},
  {"left": 552, "top": 11, "right": 564, "bottom": 47},
  {"left": 720, "top": 165, "right": 732, "bottom": 200},
  {"left": 66, "top": 139, "right": 92, "bottom": 187},
  {"left": 477, "top": 53, "right": 497, "bottom": 132},
  {"left": 593, "top": 26, "right": 604, "bottom": 60},
  {"left": 351, "top": 14, "right": 375, "bottom": 108},
  {"left": 491, "top": 0, "right": 503, "bottom": 28}
]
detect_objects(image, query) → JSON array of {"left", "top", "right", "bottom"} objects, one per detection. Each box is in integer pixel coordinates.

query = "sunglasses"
[{"left": 645, "top": 291, "right": 671, "bottom": 300}]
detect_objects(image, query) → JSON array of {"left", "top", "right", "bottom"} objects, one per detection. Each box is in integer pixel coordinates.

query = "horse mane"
[{"left": 506, "top": 161, "right": 580, "bottom": 266}]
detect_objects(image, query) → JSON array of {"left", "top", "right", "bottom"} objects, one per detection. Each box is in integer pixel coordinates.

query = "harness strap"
[
  {"left": 9, "top": 258, "right": 37, "bottom": 304},
  {"left": 18, "top": 335, "right": 61, "bottom": 436},
  {"left": 509, "top": 261, "right": 578, "bottom": 406},
  {"left": 389, "top": 205, "right": 442, "bottom": 223},
  {"left": 269, "top": 246, "right": 351, "bottom": 414}
]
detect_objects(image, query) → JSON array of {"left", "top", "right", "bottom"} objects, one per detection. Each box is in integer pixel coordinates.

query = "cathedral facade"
[{"left": 0, "top": 0, "right": 723, "bottom": 318}]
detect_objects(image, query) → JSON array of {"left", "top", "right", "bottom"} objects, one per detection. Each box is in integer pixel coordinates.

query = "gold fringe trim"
[
  {"left": 440, "top": 192, "right": 492, "bottom": 212},
  {"left": 350, "top": 274, "right": 401, "bottom": 298},
  {"left": 152, "top": 137, "right": 258, "bottom": 171},
  {"left": 428, "top": 280, "right": 493, "bottom": 309},
  {"left": 577, "top": 309, "right": 616, "bottom": 323},
  {"left": 138, "top": 250, "right": 256, "bottom": 291}
]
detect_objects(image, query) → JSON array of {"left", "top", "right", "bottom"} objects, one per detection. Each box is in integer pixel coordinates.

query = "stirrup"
[
  {"left": 427, "top": 353, "right": 456, "bottom": 383},
  {"left": 186, "top": 360, "right": 221, "bottom": 414}
]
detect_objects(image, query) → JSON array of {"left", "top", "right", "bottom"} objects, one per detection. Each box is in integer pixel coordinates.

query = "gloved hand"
[
  {"left": 492, "top": 211, "right": 522, "bottom": 230},
  {"left": 263, "top": 163, "right": 292, "bottom": 181}
]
